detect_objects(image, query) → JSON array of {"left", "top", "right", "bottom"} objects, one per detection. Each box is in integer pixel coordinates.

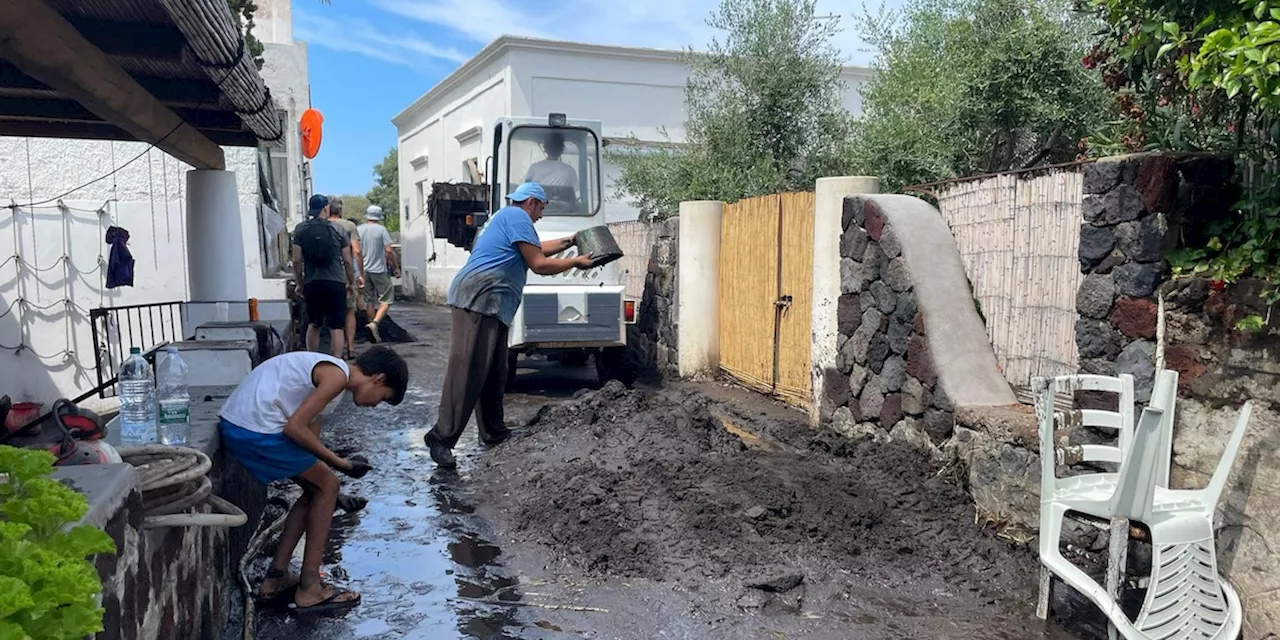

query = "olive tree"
[
  {"left": 850, "top": 0, "right": 1110, "bottom": 191},
  {"left": 609, "top": 0, "right": 858, "bottom": 220}
]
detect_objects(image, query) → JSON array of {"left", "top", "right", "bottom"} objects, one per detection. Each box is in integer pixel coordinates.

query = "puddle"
[{"left": 240, "top": 383, "right": 546, "bottom": 640}]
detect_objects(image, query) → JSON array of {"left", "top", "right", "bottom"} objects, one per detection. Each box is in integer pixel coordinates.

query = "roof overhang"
[{"left": 0, "top": 0, "right": 284, "bottom": 170}]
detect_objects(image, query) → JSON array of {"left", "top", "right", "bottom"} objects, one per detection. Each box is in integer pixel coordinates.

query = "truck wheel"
[
  {"left": 595, "top": 347, "right": 638, "bottom": 387},
  {"left": 505, "top": 351, "right": 519, "bottom": 392}
]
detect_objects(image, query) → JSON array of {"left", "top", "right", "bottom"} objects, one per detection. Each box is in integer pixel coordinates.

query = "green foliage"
[
  {"left": 227, "top": 0, "right": 266, "bottom": 70},
  {"left": 0, "top": 446, "right": 116, "bottom": 640},
  {"left": 1085, "top": 0, "right": 1280, "bottom": 302},
  {"left": 608, "top": 0, "right": 857, "bottom": 220},
  {"left": 849, "top": 0, "right": 1111, "bottom": 192},
  {"left": 366, "top": 148, "right": 401, "bottom": 233}
]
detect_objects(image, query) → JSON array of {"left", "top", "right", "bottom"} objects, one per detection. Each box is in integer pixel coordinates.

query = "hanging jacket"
[{"left": 105, "top": 226, "right": 134, "bottom": 289}]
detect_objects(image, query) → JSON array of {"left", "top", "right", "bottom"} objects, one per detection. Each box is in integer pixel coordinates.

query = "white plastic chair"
[
  {"left": 1034, "top": 373, "right": 1137, "bottom": 628},
  {"left": 1035, "top": 374, "right": 1251, "bottom": 640}
]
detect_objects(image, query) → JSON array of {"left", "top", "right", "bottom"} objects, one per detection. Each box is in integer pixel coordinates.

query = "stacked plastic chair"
[{"left": 1034, "top": 371, "right": 1249, "bottom": 640}]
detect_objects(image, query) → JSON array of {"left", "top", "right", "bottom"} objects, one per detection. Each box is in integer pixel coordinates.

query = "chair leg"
[
  {"left": 1105, "top": 516, "right": 1129, "bottom": 640},
  {"left": 1037, "top": 564, "right": 1052, "bottom": 620}
]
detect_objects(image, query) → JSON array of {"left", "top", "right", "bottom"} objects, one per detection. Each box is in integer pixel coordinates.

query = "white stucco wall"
[
  {"left": 0, "top": 1, "right": 308, "bottom": 408},
  {"left": 395, "top": 54, "right": 511, "bottom": 299},
  {"left": 394, "top": 38, "right": 872, "bottom": 300},
  {"left": 0, "top": 140, "right": 270, "bottom": 410}
]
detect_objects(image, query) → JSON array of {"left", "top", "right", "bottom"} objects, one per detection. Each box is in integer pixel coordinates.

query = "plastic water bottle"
[
  {"left": 119, "top": 347, "right": 156, "bottom": 444},
  {"left": 156, "top": 347, "right": 190, "bottom": 446}
]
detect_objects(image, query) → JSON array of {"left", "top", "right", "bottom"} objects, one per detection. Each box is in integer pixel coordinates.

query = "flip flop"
[
  {"left": 254, "top": 569, "right": 299, "bottom": 605},
  {"left": 289, "top": 587, "right": 361, "bottom": 616}
]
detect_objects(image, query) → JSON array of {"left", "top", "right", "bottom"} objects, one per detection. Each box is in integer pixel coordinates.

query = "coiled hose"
[{"left": 116, "top": 445, "right": 247, "bottom": 529}]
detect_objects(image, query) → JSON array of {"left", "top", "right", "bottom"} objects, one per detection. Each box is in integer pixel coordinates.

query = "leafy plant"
[
  {"left": 367, "top": 148, "right": 401, "bottom": 233},
  {"left": 608, "top": 0, "right": 857, "bottom": 220},
  {"left": 0, "top": 446, "right": 116, "bottom": 640},
  {"left": 850, "top": 0, "right": 1111, "bottom": 191}
]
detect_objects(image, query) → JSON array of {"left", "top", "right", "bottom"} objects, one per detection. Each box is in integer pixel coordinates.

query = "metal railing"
[{"left": 90, "top": 301, "right": 184, "bottom": 398}]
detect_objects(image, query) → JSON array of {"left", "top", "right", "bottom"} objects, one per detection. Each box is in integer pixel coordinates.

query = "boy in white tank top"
[{"left": 219, "top": 345, "right": 408, "bottom": 615}]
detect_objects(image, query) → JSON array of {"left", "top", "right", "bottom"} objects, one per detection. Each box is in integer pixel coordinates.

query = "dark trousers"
[{"left": 429, "top": 307, "right": 510, "bottom": 448}]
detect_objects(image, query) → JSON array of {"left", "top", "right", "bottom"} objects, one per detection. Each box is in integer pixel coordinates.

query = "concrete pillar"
[
  {"left": 186, "top": 170, "right": 247, "bottom": 302},
  {"left": 677, "top": 200, "right": 724, "bottom": 379},
  {"left": 810, "top": 176, "right": 880, "bottom": 425}
]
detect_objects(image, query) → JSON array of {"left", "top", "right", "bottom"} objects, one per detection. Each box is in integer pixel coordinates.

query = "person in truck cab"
[
  {"left": 423, "top": 182, "right": 594, "bottom": 469},
  {"left": 522, "top": 131, "right": 579, "bottom": 211}
]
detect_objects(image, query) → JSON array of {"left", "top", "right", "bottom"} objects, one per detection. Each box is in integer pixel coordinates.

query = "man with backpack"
[{"left": 292, "top": 194, "right": 357, "bottom": 358}]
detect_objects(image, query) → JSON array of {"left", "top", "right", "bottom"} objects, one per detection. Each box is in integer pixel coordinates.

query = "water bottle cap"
[
  {"left": 166, "top": 346, "right": 178, "bottom": 353},
  {"left": 129, "top": 347, "right": 141, "bottom": 355}
]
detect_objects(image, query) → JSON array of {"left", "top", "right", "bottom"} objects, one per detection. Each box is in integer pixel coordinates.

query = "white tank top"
[{"left": 219, "top": 352, "right": 350, "bottom": 435}]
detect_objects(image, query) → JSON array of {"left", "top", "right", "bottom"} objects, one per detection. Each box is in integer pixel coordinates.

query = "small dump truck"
[{"left": 429, "top": 114, "right": 638, "bottom": 385}]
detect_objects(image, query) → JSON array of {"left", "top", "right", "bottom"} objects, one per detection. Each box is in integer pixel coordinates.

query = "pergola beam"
[
  {"left": 0, "top": 0, "right": 225, "bottom": 169},
  {"left": 0, "top": 64, "right": 224, "bottom": 108}
]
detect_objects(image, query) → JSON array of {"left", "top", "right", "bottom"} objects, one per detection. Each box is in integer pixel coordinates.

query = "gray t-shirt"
[
  {"left": 357, "top": 222, "right": 393, "bottom": 274},
  {"left": 332, "top": 218, "right": 360, "bottom": 279},
  {"left": 292, "top": 218, "right": 349, "bottom": 284}
]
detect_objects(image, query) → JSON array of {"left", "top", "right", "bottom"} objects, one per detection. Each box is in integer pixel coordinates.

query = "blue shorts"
[{"left": 219, "top": 418, "right": 318, "bottom": 484}]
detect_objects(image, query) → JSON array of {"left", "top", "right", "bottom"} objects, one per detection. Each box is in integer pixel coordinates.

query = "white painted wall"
[
  {"left": 0, "top": 2, "right": 309, "bottom": 409},
  {"left": 395, "top": 38, "right": 871, "bottom": 300},
  {"left": 395, "top": 53, "right": 511, "bottom": 299}
]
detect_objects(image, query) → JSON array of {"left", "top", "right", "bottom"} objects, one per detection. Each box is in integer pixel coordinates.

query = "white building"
[
  {"left": 0, "top": 0, "right": 310, "bottom": 410},
  {"left": 392, "top": 35, "right": 871, "bottom": 300}
]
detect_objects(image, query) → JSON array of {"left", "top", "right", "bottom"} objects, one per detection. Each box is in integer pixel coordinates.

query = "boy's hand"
[
  {"left": 573, "top": 254, "right": 595, "bottom": 269},
  {"left": 339, "top": 455, "right": 373, "bottom": 478}
]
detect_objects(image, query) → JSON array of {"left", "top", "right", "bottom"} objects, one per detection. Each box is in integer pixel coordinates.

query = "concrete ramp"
[{"left": 825, "top": 195, "right": 1014, "bottom": 444}]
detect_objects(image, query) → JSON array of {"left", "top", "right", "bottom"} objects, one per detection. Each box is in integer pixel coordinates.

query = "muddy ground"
[{"left": 238, "top": 303, "right": 1080, "bottom": 640}]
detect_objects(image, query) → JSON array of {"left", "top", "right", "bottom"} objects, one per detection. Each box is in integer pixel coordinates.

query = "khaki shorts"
[
  {"left": 364, "top": 271, "right": 394, "bottom": 306},
  {"left": 345, "top": 281, "right": 358, "bottom": 310}
]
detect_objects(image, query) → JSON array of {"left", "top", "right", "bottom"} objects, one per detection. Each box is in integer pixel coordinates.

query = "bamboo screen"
[
  {"left": 934, "top": 170, "right": 1084, "bottom": 389},
  {"left": 606, "top": 221, "right": 658, "bottom": 300}
]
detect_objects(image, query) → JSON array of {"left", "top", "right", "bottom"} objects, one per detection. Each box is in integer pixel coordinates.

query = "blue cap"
[
  {"left": 505, "top": 182, "right": 548, "bottom": 204},
  {"left": 308, "top": 194, "right": 330, "bottom": 217}
]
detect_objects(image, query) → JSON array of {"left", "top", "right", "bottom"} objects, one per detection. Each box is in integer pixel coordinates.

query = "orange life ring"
[{"left": 300, "top": 108, "right": 323, "bottom": 159}]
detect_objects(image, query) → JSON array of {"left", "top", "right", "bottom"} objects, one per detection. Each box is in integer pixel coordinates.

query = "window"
[
  {"left": 506, "top": 126, "right": 601, "bottom": 216},
  {"left": 257, "top": 145, "right": 291, "bottom": 278}
]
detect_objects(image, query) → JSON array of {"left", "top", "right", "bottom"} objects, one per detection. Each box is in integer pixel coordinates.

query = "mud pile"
[{"left": 476, "top": 382, "right": 1042, "bottom": 603}]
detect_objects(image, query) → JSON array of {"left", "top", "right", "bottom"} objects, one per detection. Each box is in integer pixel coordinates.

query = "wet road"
[{"left": 243, "top": 304, "right": 593, "bottom": 640}]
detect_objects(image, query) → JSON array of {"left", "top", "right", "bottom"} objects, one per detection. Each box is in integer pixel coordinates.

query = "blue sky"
[{"left": 294, "top": 0, "right": 894, "bottom": 196}]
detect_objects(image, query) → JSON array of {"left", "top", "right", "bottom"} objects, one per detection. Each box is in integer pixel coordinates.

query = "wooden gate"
[{"left": 718, "top": 192, "right": 814, "bottom": 406}]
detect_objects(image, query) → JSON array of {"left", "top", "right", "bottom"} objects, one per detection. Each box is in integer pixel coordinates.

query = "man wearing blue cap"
[{"left": 424, "top": 181, "right": 594, "bottom": 469}]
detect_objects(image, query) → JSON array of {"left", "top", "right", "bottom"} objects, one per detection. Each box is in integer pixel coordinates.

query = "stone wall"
[
  {"left": 1075, "top": 153, "right": 1236, "bottom": 403},
  {"left": 627, "top": 216, "right": 679, "bottom": 380},
  {"left": 91, "top": 451, "right": 264, "bottom": 640},
  {"left": 1159, "top": 278, "right": 1280, "bottom": 639},
  {"left": 824, "top": 195, "right": 1015, "bottom": 449}
]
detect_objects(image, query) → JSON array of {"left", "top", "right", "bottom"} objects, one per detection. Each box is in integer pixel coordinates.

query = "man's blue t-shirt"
[{"left": 446, "top": 205, "right": 541, "bottom": 325}]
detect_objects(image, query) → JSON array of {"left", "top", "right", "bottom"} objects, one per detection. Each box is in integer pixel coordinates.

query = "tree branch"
[{"left": 1020, "top": 121, "right": 1066, "bottom": 170}]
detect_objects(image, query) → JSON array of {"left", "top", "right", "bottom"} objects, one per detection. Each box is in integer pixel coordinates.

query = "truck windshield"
[{"left": 507, "top": 126, "right": 600, "bottom": 217}]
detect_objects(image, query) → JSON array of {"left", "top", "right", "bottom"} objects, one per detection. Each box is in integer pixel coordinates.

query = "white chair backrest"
[
  {"left": 1147, "top": 369, "right": 1179, "bottom": 488},
  {"left": 1047, "top": 374, "right": 1136, "bottom": 466},
  {"left": 1109, "top": 405, "right": 1164, "bottom": 522}
]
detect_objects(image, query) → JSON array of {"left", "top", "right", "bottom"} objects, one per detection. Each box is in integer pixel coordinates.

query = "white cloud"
[
  {"left": 365, "top": 0, "right": 881, "bottom": 65},
  {"left": 293, "top": 9, "right": 470, "bottom": 67}
]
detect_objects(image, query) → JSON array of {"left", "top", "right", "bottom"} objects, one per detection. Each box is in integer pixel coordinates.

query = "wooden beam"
[
  {"left": 0, "top": 96, "right": 246, "bottom": 131},
  {"left": 0, "top": 120, "right": 259, "bottom": 147},
  {"left": 0, "top": 0, "right": 225, "bottom": 169},
  {"left": 0, "top": 64, "right": 224, "bottom": 107}
]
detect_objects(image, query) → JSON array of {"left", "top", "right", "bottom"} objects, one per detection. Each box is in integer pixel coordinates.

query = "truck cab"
[{"left": 480, "top": 114, "right": 637, "bottom": 384}]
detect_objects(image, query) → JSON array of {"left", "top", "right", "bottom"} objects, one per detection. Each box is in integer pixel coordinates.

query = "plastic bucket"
[{"left": 573, "top": 225, "right": 624, "bottom": 268}]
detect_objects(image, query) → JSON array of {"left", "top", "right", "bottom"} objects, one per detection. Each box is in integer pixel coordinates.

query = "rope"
[{"left": 116, "top": 446, "right": 248, "bottom": 529}]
